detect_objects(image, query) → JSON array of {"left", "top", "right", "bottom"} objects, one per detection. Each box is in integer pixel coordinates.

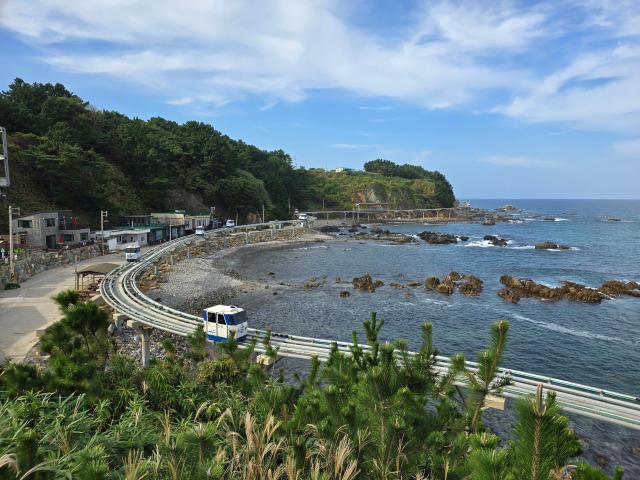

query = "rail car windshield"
[{"left": 226, "top": 311, "right": 247, "bottom": 325}]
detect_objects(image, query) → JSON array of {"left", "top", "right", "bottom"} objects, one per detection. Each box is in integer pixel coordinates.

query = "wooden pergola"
[{"left": 75, "top": 262, "right": 120, "bottom": 291}]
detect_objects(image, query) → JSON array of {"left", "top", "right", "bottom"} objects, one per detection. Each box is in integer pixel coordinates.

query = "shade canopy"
[{"left": 76, "top": 262, "right": 120, "bottom": 276}]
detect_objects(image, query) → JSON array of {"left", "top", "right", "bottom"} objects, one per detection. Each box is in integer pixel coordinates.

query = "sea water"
[{"left": 228, "top": 199, "right": 640, "bottom": 474}]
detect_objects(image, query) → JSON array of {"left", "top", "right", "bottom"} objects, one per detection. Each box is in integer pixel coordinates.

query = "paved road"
[{"left": 0, "top": 253, "right": 125, "bottom": 363}]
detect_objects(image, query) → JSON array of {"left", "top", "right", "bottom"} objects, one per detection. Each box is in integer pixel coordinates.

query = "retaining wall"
[
  {"left": 138, "top": 226, "right": 310, "bottom": 292},
  {"left": 0, "top": 245, "right": 102, "bottom": 289}
]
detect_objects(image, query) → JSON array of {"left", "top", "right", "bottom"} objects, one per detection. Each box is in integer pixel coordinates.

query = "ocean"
[{"left": 227, "top": 199, "right": 640, "bottom": 474}]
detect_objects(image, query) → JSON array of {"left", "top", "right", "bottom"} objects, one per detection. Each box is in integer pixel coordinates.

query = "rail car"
[{"left": 203, "top": 305, "right": 248, "bottom": 341}]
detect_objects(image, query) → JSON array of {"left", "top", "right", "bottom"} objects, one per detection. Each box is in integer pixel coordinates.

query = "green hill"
[{"left": 0, "top": 79, "right": 455, "bottom": 230}]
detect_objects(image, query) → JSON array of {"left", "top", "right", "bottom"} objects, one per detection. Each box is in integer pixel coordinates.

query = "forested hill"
[{"left": 0, "top": 79, "right": 455, "bottom": 230}]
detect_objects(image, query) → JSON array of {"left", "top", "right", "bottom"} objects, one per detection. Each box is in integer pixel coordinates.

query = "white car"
[
  {"left": 298, "top": 213, "right": 308, "bottom": 221},
  {"left": 225, "top": 220, "right": 236, "bottom": 228}
]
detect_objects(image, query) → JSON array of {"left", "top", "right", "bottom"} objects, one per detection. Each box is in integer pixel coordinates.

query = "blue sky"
[{"left": 1, "top": 0, "right": 639, "bottom": 199}]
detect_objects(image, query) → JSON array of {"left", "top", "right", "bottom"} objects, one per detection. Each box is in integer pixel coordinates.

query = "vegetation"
[
  {"left": 303, "top": 167, "right": 454, "bottom": 211},
  {"left": 0, "top": 292, "right": 623, "bottom": 479},
  {"left": 0, "top": 79, "right": 455, "bottom": 232}
]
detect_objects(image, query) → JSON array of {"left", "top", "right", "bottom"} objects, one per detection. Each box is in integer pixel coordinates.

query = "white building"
[{"left": 95, "top": 228, "right": 150, "bottom": 252}]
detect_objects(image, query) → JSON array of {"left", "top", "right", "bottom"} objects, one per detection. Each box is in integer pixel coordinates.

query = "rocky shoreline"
[{"left": 151, "top": 233, "right": 333, "bottom": 315}]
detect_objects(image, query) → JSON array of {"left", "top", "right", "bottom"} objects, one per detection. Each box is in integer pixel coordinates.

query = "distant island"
[{"left": 0, "top": 79, "right": 454, "bottom": 231}]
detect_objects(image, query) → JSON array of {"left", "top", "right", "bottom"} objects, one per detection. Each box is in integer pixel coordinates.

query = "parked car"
[
  {"left": 225, "top": 219, "right": 236, "bottom": 228},
  {"left": 211, "top": 217, "right": 223, "bottom": 228}
]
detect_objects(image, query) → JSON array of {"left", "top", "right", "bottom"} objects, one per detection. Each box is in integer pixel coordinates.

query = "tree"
[{"left": 510, "top": 385, "right": 582, "bottom": 480}]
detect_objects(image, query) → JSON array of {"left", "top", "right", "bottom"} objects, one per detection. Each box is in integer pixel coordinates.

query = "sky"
[{"left": 1, "top": 0, "right": 639, "bottom": 199}]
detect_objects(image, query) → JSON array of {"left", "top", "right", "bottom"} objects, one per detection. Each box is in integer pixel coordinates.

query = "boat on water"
[{"left": 203, "top": 305, "right": 248, "bottom": 342}]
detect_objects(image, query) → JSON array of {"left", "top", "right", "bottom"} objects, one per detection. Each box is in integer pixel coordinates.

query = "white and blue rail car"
[{"left": 203, "top": 305, "right": 248, "bottom": 342}]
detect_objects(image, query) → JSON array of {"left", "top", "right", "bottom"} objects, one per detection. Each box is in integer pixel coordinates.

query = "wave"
[
  {"left": 420, "top": 297, "right": 452, "bottom": 307},
  {"left": 554, "top": 218, "right": 570, "bottom": 222},
  {"left": 465, "top": 240, "right": 538, "bottom": 250},
  {"left": 511, "top": 314, "right": 637, "bottom": 345},
  {"left": 464, "top": 240, "right": 494, "bottom": 248}
]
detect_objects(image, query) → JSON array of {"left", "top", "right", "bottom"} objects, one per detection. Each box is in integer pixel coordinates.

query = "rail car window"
[{"left": 216, "top": 314, "right": 226, "bottom": 325}]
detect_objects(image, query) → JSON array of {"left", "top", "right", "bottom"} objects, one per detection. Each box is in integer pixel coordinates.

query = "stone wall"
[
  {"left": 0, "top": 244, "right": 102, "bottom": 289},
  {"left": 138, "top": 226, "right": 310, "bottom": 292}
]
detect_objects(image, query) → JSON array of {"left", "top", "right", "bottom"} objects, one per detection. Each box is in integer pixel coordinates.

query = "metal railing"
[{"left": 100, "top": 221, "right": 640, "bottom": 430}]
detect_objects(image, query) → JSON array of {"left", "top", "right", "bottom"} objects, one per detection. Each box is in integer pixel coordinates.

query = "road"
[{"left": 0, "top": 253, "right": 124, "bottom": 363}]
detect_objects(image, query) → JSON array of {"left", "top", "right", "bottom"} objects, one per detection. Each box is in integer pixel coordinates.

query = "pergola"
[{"left": 75, "top": 262, "right": 120, "bottom": 291}]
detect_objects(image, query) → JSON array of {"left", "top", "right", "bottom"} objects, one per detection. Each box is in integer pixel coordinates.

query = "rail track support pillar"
[
  {"left": 113, "top": 313, "right": 129, "bottom": 329},
  {"left": 90, "top": 293, "right": 104, "bottom": 305},
  {"left": 127, "top": 320, "right": 152, "bottom": 367},
  {"left": 483, "top": 394, "right": 506, "bottom": 411},
  {"left": 140, "top": 329, "right": 151, "bottom": 367},
  {"left": 256, "top": 353, "right": 276, "bottom": 366}
]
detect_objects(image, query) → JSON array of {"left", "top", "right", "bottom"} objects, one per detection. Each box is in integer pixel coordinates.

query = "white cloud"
[
  {"left": 0, "top": 0, "right": 638, "bottom": 134},
  {"left": 413, "top": 1, "right": 548, "bottom": 51},
  {"left": 0, "top": 0, "right": 537, "bottom": 109},
  {"left": 612, "top": 139, "right": 640, "bottom": 158},
  {"left": 481, "top": 155, "right": 560, "bottom": 168},
  {"left": 166, "top": 97, "right": 192, "bottom": 106},
  {"left": 497, "top": 45, "right": 640, "bottom": 132}
]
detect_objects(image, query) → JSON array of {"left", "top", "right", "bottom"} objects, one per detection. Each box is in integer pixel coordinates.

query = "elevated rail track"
[{"left": 100, "top": 222, "right": 640, "bottom": 430}]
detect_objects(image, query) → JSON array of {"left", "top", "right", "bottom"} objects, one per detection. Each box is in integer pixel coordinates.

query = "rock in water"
[
  {"left": 498, "top": 288, "right": 520, "bottom": 304},
  {"left": 535, "top": 241, "right": 571, "bottom": 250},
  {"left": 483, "top": 235, "right": 508, "bottom": 247},
  {"left": 459, "top": 275, "right": 484, "bottom": 296},
  {"left": 339, "top": 290, "right": 350, "bottom": 298},
  {"left": 498, "top": 275, "right": 604, "bottom": 303},
  {"left": 352, "top": 274, "right": 383, "bottom": 293},
  {"left": 445, "top": 271, "right": 461, "bottom": 282},
  {"left": 435, "top": 280, "right": 455, "bottom": 295},
  {"left": 593, "top": 453, "right": 610, "bottom": 466},
  {"left": 418, "top": 231, "right": 468, "bottom": 244},
  {"left": 599, "top": 280, "right": 640, "bottom": 298},
  {"left": 425, "top": 276, "right": 440, "bottom": 290}
]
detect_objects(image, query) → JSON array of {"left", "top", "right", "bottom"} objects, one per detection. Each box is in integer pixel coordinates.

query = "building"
[
  {"left": 334, "top": 167, "right": 354, "bottom": 173},
  {"left": 184, "top": 213, "right": 212, "bottom": 233},
  {"left": 150, "top": 212, "right": 186, "bottom": 239},
  {"left": 12, "top": 211, "right": 90, "bottom": 250},
  {"left": 96, "top": 227, "right": 152, "bottom": 252}
]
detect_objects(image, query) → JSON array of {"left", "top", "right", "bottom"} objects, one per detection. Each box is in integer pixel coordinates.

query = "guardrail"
[{"left": 100, "top": 221, "right": 640, "bottom": 430}]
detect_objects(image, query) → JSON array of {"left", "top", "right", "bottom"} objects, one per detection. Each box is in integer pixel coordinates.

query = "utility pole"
[
  {"left": 100, "top": 210, "right": 108, "bottom": 255},
  {"left": 0, "top": 127, "right": 9, "bottom": 188},
  {"left": 262, "top": 204, "right": 265, "bottom": 224},
  {"left": 8, "top": 205, "right": 19, "bottom": 277}
]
